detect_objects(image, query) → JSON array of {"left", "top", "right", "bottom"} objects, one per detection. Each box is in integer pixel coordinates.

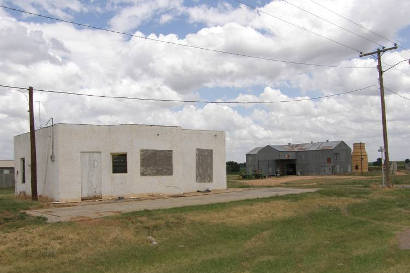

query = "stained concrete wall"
[
  {"left": 14, "top": 126, "right": 59, "bottom": 198},
  {"left": 14, "top": 124, "right": 226, "bottom": 202}
]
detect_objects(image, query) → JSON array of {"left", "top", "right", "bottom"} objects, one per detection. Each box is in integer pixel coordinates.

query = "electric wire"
[
  {"left": 307, "top": 0, "right": 409, "bottom": 62},
  {"left": 307, "top": 0, "right": 397, "bottom": 45},
  {"left": 234, "top": 0, "right": 362, "bottom": 53},
  {"left": 0, "top": 83, "right": 376, "bottom": 104},
  {"left": 0, "top": 4, "right": 373, "bottom": 69},
  {"left": 383, "top": 59, "right": 410, "bottom": 73},
  {"left": 281, "top": 0, "right": 385, "bottom": 48},
  {"left": 385, "top": 87, "right": 410, "bottom": 101}
]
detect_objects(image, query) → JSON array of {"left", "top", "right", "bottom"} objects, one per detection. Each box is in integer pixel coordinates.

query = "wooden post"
[
  {"left": 376, "top": 50, "right": 391, "bottom": 187},
  {"left": 360, "top": 44, "right": 397, "bottom": 187},
  {"left": 28, "top": 86, "right": 38, "bottom": 200}
]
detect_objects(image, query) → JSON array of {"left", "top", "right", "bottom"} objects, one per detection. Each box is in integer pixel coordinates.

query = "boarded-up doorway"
[
  {"left": 196, "top": 149, "right": 213, "bottom": 183},
  {"left": 81, "top": 152, "right": 102, "bottom": 200}
]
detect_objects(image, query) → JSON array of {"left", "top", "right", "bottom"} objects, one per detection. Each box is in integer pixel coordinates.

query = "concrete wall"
[
  {"left": 14, "top": 124, "right": 226, "bottom": 202},
  {"left": 14, "top": 126, "right": 59, "bottom": 198}
]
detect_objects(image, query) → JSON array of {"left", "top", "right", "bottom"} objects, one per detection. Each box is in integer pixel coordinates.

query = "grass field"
[{"left": 1, "top": 174, "right": 410, "bottom": 273}]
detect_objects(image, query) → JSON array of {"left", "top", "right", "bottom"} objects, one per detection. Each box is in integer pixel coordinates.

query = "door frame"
[{"left": 80, "top": 151, "right": 102, "bottom": 200}]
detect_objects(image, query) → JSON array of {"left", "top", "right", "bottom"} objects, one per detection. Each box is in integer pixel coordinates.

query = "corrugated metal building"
[
  {"left": 0, "top": 160, "right": 15, "bottom": 188},
  {"left": 246, "top": 141, "right": 352, "bottom": 176}
]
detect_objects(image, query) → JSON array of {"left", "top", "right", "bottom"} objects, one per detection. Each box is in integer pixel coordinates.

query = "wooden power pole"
[
  {"left": 360, "top": 44, "right": 397, "bottom": 188},
  {"left": 28, "top": 86, "right": 38, "bottom": 200}
]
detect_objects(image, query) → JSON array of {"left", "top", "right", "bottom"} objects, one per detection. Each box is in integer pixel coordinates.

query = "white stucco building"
[{"left": 14, "top": 124, "right": 226, "bottom": 202}]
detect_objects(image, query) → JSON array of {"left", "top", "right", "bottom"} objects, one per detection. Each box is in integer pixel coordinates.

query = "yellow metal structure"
[{"left": 352, "top": 143, "right": 368, "bottom": 173}]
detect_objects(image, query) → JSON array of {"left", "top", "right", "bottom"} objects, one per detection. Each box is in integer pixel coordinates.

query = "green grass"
[
  {"left": 1, "top": 175, "right": 410, "bottom": 273},
  {"left": 0, "top": 188, "right": 46, "bottom": 231}
]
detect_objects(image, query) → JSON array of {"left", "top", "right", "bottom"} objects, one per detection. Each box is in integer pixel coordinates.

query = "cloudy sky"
[{"left": 0, "top": 0, "right": 409, "bottom": 162}]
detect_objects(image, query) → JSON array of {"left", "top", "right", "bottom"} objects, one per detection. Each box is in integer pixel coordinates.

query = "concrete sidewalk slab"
[{"left": 27, "top": 187, "right": 318, "bottom": 222}]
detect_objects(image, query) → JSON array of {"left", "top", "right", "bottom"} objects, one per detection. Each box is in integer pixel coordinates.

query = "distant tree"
[
  {"left": 405, "top": 159, "right": 410, "bottom": 163},
  {"left": 226, "top": 161, "right": 240, "bottom": 173},
  {"left": 374, "top": 158, "right": 382, "bottom": 166}
]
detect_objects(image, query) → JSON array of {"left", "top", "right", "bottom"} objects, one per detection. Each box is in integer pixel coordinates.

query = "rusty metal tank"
[{"left": 352, "top": 143, "right": 368, "bottom": 173}]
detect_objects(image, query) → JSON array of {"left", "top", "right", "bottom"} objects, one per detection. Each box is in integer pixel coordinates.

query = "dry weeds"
[
  {"left": 0, "top": 218, "right": 148, "bottom": 271},
  {"left": 240, "top": 175, "right": 375, "bottom": 187}
]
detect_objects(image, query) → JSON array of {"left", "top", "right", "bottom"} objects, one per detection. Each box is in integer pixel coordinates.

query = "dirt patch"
[
  {"left": 395, "top": 171, "right": 408, "bottom": 176},
  {"left": 241, "top": 175, "right": 374, "bottom": 186},
  {"left": 38, "top": 188, "right": 248, "bottom": 209},
  {"left": 397, "top": 229, "right": 410, "bottom": 250}
]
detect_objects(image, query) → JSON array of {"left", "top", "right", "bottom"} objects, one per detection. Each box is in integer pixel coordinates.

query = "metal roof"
[
  {"left": 0, "top": 160, "right": 14, "bottom": 168},
  {"left": 247, "top": 147, "right": 264, "bottom": 155},
  {"left": 247, "top": 141, "right": 344, "bottom": 154},
  {"left": 271, "top": 141, "right": 343, "bottom": 152}
]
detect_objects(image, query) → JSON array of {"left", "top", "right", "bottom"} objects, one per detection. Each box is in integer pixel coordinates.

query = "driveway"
[{"left": 27, "top": 187, "right": 317, "bottom": 222}]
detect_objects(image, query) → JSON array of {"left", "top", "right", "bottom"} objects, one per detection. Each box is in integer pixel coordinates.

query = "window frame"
[
  {"left": 111, "top": 153, "right": 128, "bottom": 174},
  {"left": 21, "top": 158, "right": 25, "bottom": 184}
]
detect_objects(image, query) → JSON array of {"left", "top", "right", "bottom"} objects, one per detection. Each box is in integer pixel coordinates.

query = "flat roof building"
[
  {"left": 14, "top": 124, "right": 226, "bottom": 202},
  {"left": 246, "top": 141, "right": 352, "bottom": 176}
]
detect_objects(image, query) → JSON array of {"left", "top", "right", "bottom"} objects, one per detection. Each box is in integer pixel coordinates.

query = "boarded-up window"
[
  {"left": 21, "top": 158, "right": 25, "bottom": 184},
  {"left": 196, "top": 149, "right": 213, "bottom": 183},
  {"left": 112, "top": 153, "right": 127, "bottom": 173},
  {"left": 140, "top": 150, "right": 173, "bottom": 176}
]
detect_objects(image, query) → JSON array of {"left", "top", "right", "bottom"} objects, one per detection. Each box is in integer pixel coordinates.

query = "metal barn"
[
  {"left": 0, "top": 160, "right": 15, "bottom": 188},
  {"left": 246, "top": 141, "right": 352, "bottom": 176}
]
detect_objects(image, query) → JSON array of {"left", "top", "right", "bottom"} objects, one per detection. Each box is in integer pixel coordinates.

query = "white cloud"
[
  {"left": 0, "top": 0, "right": 410, "bottom": 163},
  {"left": 1, "top": 0, "right": 85, "bottom": 19},
  {"left": 184, "top": 3, "right": 255, "bottom": 27},
  {"left": 108, "top": 0, "right": 183, "bottom": 32}
]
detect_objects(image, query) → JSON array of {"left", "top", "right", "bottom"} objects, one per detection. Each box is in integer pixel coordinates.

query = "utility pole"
[
  {"left": 360, "top": 44, "right": 397, "bottom": 188},
  {"left": 28, "top": 86, "right": 38, "bottom": 200},
  {"left": 378, "top": 146, "right": 385, "bottom": 187}
]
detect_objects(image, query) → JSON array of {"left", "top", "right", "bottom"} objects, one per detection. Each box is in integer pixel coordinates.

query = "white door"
[{"left": 81, "top": 152, "right": 102, "bottom": 199}]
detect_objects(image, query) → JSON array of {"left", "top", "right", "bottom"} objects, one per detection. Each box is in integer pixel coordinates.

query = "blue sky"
[
  {"left": 0, "top": 0, "right": 409, "bottom": 161},
  {"left": 4, "top": 0, "right": 408, "bottom": 102}
]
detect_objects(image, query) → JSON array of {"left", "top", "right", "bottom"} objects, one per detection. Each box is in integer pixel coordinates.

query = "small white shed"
[{"left": 14, "top": 124, "right": 226, "bottom": 202}]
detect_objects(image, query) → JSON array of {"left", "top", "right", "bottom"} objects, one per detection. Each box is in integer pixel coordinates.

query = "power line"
[
  {"left": 281, "top": 0, "right": 385, "bottom": 48},
  {"left": 385, "top": 87, "right": 410, "bottom": 101},
  {"left": 0, "top": 4, "right": 373, "bottom": 69},
  {"left": 307, "top": 0, "right": 409, "bottom": 62},
  {"left": 383, "top": 58, "right": 410, "bottom": 73},
  {"left": 0, "top": 83, "right": 376, "bottom": 104},
  {"left": 234, "top": 0, "right": 362, "bottom": 53},
  {"left": 307, "top": 0, "right": 397, "bottom": 46}
]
